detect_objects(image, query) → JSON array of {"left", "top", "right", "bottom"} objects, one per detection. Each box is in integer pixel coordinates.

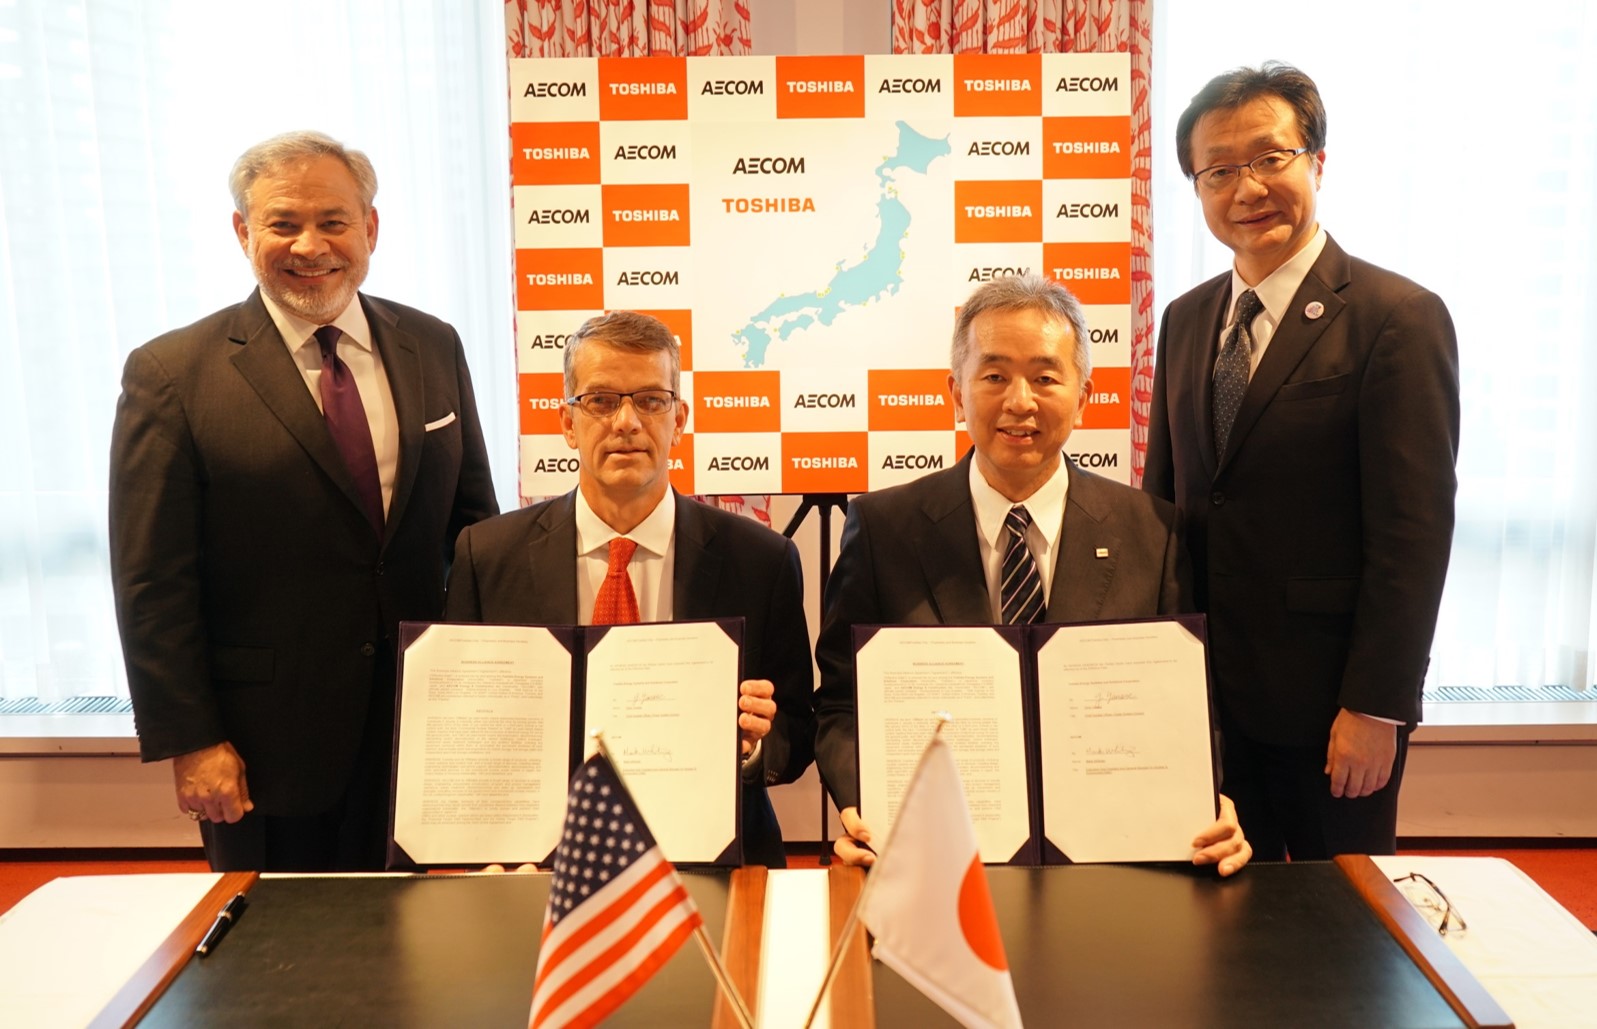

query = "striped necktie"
[{"left": 1000, "top": 505, "right": 1044, "bottom": 625}]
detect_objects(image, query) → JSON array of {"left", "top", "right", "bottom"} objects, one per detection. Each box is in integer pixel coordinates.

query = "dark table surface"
[{"left": 871, "top": 861, "right": 1467, "bottom": 1029}]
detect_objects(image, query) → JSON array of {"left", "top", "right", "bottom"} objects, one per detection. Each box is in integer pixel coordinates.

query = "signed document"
[
  {"left": 855, "top": 626, "right": 1031, "bottom": 863},
  {"left": 1035, "top": 619, "right": 1215, "bottom": 863},
  {"left": 392, "top": 623, "right": 573, "bottom": 867},
  {"left": 582, "top": 621, "right": 740, "bottom": 864}
]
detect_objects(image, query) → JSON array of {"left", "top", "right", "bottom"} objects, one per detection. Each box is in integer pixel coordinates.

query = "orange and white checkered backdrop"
[{"left": 511, "top": 53, "right": 1135, "bottom": 496}]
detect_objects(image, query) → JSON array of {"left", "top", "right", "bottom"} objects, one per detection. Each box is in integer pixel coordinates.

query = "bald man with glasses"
[
  {"left": 443, "top": 311, "right": 815, "bottom": 867},
  {"left": 1144, "top": 63, "right": 1460, "bottom": 860}
]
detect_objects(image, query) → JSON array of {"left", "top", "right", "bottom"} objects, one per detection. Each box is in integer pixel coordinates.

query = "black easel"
[{"left": 780, "top": 493, "right": 849, "bottom": 865}]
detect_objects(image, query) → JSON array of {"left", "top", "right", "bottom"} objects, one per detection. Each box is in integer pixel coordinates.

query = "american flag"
[{"left": 527, "top": 752, "right": 703, "bottom": 1029}]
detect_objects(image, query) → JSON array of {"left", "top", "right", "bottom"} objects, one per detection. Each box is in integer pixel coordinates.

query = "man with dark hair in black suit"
[{"left": 1146, "top": 63, "right": 1460, "bottom": 859}]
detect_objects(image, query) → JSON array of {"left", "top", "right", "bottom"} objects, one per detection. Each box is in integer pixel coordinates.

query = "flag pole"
[
  {"left": 691, "top": 920, "right": 756, "bottom": 1029},
  {"left": 593, "top": 733, "right": 756, "bottom": 1029},
  {"left": 800, "top": 713, "right": 952, "bottom": 1029}
]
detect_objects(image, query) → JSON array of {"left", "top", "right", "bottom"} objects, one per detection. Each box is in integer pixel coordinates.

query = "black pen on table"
[{"left": 195, "top": 892, "right": 249, "bottom": 957}]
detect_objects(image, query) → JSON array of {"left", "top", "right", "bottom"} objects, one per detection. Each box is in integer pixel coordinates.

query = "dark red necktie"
[
  {"left": 592, "top": 538, "right": 640, "bottom": 625},
  {"left": 314, "top": 325, "right": 384, "bottom": 534}
]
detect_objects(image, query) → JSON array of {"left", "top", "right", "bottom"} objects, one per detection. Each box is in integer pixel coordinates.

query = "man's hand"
[
  {"left": 1191, "top": 793, "right": 1252, "bottom": 876},
  {"left": 172, "top": 742, "right": 253, "bottom": 824},
  {"left": 834, "top": 806, "right": 876, "bottom": 867},
  {"left": 1325, "top": 708, "right": 1397, "bottom": 799},
  {"left": 737, "top": 679, "right": 777, "bottom": 758}
]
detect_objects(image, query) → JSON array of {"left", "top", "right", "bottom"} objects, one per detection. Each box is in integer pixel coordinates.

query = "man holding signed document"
[
  {"left": 443, "top": 311, "right": 815, "bottom": 868},
  {"left": 814, "top": 273, "right": 1252, "bottom": 874}
]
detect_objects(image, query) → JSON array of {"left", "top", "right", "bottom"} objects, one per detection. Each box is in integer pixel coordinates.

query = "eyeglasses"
[
  {"left": 1193, "top": 148, "right": 1311, "bottom": 191},
  {"left": 565, "top": 389, "right": 678, "bottom": 417},
  {"left": 1393, "top": 871, "right": 1468, "bottom": 936}
]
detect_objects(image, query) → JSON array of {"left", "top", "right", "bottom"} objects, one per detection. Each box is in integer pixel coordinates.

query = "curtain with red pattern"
[
  {"left": 892, "top": 0, "right": 1154, "bottom": 482},
  {"left": 505, "top": 0, "right": 770, "bottom": 525},
  {"left": 507, "top": 0, "right": 751, "bottom": 59}
]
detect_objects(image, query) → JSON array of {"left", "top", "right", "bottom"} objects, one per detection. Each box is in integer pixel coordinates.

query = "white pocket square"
[{"left": 423, "top": 412, "right": 457, "bottom": 432}]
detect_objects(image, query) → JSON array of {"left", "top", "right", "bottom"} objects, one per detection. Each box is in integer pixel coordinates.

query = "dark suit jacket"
[
  {"left": 813, "top": 454, "right": 1187, "bottom": 811},
  {"left": 110, "top": 289, "right": 498, "bottom": 815},
  {"left": 444, "top": 490, "right": 817, "bottom": 866},
  {"left": 1144, "top": 234, "right": 1460, "bottom": 747}
]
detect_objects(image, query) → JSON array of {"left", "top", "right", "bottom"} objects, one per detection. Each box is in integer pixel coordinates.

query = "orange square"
[
  {"left": 868, "top": 370, "right": 956, "bottom": 430},
  {"left": 776, "top": 55, "right": 866, "bottom": 119},
  {"left": 512, "top": 122, "right": 601, "bottom": 185},
  {"left": 691, "top": 371, "right": 781, "bottom": 432},
  {"left": 954, "top": 180, "right": 1043, "bottom": 243},
  {"left": 953, "top": 53, "right": 1041, "bottom": 117},
  {"left": 782, "top": 432, "right": 869, "bottom": 493},
  {"left": 1043, "top": 116, "right": 1132, "bottom": 179},
  {"left": 668, "top": 433, "right": 694, "bottom": 494},
  {"left": 602, "top": 184, "right": 692, "bottom": 247},
  {"left": 517, "top": 249, "right": 604, "bottom": 311},
  {"left": 1079, "top": 366, "right": 1130, "bottom": 430},
  {"left": 635, "top": 309, "right": 693, "bottom": 370},
  {"left": 519, "top": 373, "right": 567, "bottom": 435},
  {"left": 598, "top": 57, "right": 688, "bottom": 120},
  {"left": 1044, "top": 242, "right": 1131, "bottom": 305}
]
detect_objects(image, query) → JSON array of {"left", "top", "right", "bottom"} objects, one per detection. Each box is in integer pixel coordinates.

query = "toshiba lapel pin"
[
  {"left": 1095, "top": 547, "right": 1110, "bottom": 559},
  {"left": 1304, "top": 300, "right": 1325, "bottom": 320}
]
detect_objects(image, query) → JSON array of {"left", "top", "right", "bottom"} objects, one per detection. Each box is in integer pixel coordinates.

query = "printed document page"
[
  {"left": 1036, "top": 620, "right": 1214, "bottom": 862},
  {"left": 393, "top": 624, "right": 572, "bottom": 865},
  {"left": 583, "top": 621, "right": 740, "bottom": 863},
  {"left": 856, "top": 626, "right": 1030, "bottom": 862}
]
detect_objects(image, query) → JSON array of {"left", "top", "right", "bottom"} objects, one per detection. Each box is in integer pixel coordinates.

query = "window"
[
  {"left": 0, "top": 1, "right": 517, "bottom": 710},
  {"left": 1153, "top": 1, "right": 1597, "bottom": 693}
]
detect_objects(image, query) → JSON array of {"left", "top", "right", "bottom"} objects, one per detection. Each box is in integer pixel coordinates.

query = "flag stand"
[
  {"left": 594, "top": 733, "right": 756, "bottom": 1029},
  {"left": 800, "top": 714, "right": 951, "bottom": 1029}
]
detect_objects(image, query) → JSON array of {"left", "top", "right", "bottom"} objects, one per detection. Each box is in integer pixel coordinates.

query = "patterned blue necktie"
[
  {"left": 1000, "top": 505, "right": 1044, "bottom": 625},
  {"left": 1213, "top": 288, "right": 1263, "bottom": 462}
]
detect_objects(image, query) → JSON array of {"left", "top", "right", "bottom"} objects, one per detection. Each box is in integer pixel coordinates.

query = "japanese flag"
[{"left": 859, "top": 736, "right": 1024, "bottom": 1028}]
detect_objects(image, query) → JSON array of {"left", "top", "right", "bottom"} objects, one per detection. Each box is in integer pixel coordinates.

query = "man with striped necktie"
[{"left": 814, "top": 273, "right": 1250, "bottom": 874}]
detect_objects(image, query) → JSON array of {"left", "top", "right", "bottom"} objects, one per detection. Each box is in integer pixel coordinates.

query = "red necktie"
[
  {"left": 314, "top": 326, "right": 384, "bottom": 534},
  {"left": 592, "top": 538, "right": 640, "bottom": 625}
]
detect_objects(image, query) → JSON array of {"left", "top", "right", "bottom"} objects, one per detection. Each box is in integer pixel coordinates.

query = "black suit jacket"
[
  {"left": 813, "top": 454, "right": 1187, "bottom": 811},
  {"left": 444, "top": 490, "right": 816, "bottom": 866},
  {"left": 110, "top": 290, "right": 498, "bottom": 815},
  {"left": 1144, "top": 234, "right": 1460, "bottom": 746}
]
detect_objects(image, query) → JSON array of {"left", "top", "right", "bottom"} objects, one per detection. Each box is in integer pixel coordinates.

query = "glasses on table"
[{"left": 1393, "top": 871, "right": 1468, "bottom": 936}]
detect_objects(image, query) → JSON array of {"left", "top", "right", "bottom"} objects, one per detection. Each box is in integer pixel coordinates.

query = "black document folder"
[
  {"left": 139, "top": 871, "right": 740, "bottom": 1028},
  {"left": 389, "top": 619, "right": 744, "bottom": 870}
]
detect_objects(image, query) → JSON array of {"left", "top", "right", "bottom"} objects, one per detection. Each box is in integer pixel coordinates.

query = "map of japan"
[{"left": 732, "top": 121, "right": 951, "bottom": 368}]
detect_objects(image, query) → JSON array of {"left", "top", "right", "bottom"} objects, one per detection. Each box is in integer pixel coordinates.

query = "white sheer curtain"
[
  {"left": 0, "top": 0, "right": 517, "bottom": 704},
  {"left": 1152, "top": 1, "right": 1597, "bottom": 690}
]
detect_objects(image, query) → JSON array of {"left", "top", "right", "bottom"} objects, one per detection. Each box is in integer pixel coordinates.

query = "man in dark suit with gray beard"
[{"left": 110, "top": 131, "right": 498, "bottom": 871}]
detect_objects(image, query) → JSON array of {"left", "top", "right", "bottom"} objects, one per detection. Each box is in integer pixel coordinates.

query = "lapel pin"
[
  {"left": 1095, "top": 547, "right": 1110, "bottom": 559},
  {"left": 1304, "top": 301, "right": 1325, "bottom": 320}
]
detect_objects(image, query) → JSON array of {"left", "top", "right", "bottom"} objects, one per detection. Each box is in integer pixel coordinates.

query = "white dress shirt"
[
  {"left": 573, "top": 487, "right": 677, "bottom": 625},
  {"left": 969, "top": 456, "right": 1071, "bottom": 622},
  {"left": 263, "top": 292, "right": 400, "bottom": 516},
  {"left": 1217, "top": 226, "right": 1328, "bottom": 380}
]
